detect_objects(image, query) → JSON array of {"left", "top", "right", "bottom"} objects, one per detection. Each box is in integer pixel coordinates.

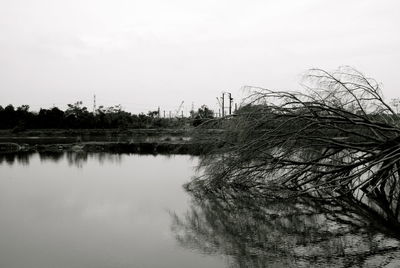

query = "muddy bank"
[
  {"left": 0, "top": 129, "right": 193, "bottom": 144},
  {"left": 0, "top": 128, "right": 192, "bottom": 137},
  {"left": 0, "top": 128, "right": 221, "bottom": 155}
]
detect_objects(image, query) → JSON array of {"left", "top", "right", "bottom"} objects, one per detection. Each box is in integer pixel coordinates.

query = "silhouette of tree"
[{"left": 192, "top": 105, "right": 214, "bottom": 126}]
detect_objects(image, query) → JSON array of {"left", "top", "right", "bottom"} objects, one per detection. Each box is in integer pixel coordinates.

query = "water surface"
[
  {"left": 0, "top": 153, "right": 226, "bottom": 268},
  {"left": 2, "top": 152, "right": 400, "bottom": 268}
]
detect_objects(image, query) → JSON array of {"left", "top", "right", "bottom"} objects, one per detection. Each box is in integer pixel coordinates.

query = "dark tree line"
[{"left": 0, "top": 101, "right": 214, "bottom": 130}]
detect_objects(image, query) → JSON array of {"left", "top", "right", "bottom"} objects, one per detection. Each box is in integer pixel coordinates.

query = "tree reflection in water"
[
  {"left": 171, "top": 181, "right": 400, "bottom": 267},
  {"left": 0, "top": 152, "right": 124, "bottom": 167},
  {"left": 0, "top": 152, "right": 31, "bottom": 166}
]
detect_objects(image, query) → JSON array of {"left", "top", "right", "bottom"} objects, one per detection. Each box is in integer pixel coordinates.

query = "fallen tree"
[{"left": 193, "top": 66, "right": 400, "bottom": 221}]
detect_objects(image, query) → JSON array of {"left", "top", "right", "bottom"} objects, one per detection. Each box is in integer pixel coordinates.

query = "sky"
[{"left": 0, "top": 0, "right": 399, "bottom": 114}]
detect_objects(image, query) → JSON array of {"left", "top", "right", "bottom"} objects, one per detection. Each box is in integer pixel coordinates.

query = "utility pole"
[
  {"left": 227, "top": 92, "right": 233, "bottom": 115},
  {"left": 158, "top": 106, "right": 160, "bottom": 118},
  {"left": 163, "top": 110, "right": 165, "bottom": 118},
  {"left": 221, "top": 93, "right": 225, "bottom": 117}
]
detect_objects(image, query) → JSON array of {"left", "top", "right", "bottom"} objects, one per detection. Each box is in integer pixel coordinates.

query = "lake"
[
  {"left": 1, "top": 152, "right": 400, "bottom": 268},
  {"left": 0, "top": 153, "right": 227, "bottom": 268}
]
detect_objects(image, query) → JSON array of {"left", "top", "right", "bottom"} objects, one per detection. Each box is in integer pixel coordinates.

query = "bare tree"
[{"left": 194, "top": 67, "right": 400, "bottom": 221}]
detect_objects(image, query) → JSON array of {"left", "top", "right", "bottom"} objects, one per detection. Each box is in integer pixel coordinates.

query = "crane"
[{"left": 175, "top": 101, "right": 184, "bottom": 117}]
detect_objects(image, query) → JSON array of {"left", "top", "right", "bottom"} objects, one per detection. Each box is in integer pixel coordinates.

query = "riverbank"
[
  {"left": 0, "top": 128, "right": 191, "bottom": 140},
  {"left": 0, "top": 128, "right": 221, "bottom": 155},
  {"left": 0, "top": 141, "right": 209, "bottom": 155}
]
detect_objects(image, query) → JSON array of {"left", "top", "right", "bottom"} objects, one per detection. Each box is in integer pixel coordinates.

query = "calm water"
[
  {"left": 0, "top": 153, "right": 227, "bottom": 268},
  {"left": 1, "top": 152, "right": 400, "bottom": 268}
]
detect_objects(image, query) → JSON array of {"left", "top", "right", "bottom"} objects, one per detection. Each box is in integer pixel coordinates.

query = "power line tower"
[
  {"left": 220, "top": 92, "right": 233, "bottom": 116},
  {"left": 216, "top": 97, "right": 222, "bottom": 118},
  {"left": 93, "top": 94, "right": 96, "bottom": 114}
]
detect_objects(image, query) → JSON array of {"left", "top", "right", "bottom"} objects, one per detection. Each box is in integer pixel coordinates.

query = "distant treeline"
[{"left": 0, "top": 102, "right": 214, "bottom": 130}]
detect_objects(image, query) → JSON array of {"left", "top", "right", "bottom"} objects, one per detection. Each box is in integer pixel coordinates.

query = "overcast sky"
[{"left": 0, "top": 0, "right": 399, "bottom": 114}]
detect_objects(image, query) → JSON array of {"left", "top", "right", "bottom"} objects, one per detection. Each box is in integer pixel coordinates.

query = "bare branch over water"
[{"left": 194, "top": 67, "right": 400, "bottom": 223}]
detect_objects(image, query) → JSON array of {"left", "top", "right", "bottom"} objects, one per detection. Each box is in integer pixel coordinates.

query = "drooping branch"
[{"left": 195, "top": 67, "right": 400, "bottom": 208}]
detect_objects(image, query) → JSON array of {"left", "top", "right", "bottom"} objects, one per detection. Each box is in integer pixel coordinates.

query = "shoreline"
[
  {"left": 0, "top": 128, "right": 220, "bottom": 155},
  {"left": 0, "top": 141, "right": 210, "bottom": 155}
]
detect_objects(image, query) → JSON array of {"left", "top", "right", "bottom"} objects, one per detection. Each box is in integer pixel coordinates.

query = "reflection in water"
[
  {"left": 171, "top": 181, "right": 400, "bottom": 267},
  {"left": 0, "top": 153, "right": 225, "bottom": 268},
  {"left": 0, "top": 152, "right": 30, "bottom": 166},
  {"left": 0, "top": 151, "right": 125, "bottom": 167},
  {"left": 38, "top": 151, "right": 64, "bottom": 163},
  {"left": 3, "top": 151, "right": 400, "bottom": 267}
]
